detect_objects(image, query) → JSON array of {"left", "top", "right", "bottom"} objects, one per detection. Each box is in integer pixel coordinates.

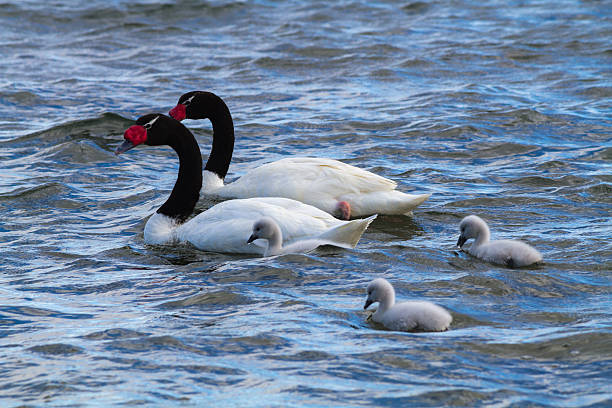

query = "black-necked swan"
[
  {"left": 115, "top": 113, "right": 376, "bottom": 254},
  {"left": 168, "top": 91, "right": 430, "bottom": 220},
  {"left": 364, "top": 278, "right": 452, "bottom": 332},
  {"left": 457, "top": 214, "right": 543, "bottom": 267}
]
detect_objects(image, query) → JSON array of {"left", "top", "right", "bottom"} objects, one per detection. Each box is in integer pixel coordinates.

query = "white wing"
[{"left": 215, "top": 157, "right": 408, "bottom": 215}]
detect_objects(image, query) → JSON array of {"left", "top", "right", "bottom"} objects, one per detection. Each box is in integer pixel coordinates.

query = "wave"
[{"left": 1, "top": 112, "right": 132, "bottom": 150}]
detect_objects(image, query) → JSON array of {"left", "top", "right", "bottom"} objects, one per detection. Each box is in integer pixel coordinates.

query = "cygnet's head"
[
  {"left": 247, "top": 217, "right": 279, "bottom": 244},
  {"left": 364, "top": 278, "right": 394, "bottom": 310},
  {"left": 457, "top": 214, "right": 488, "bottom": 247}
]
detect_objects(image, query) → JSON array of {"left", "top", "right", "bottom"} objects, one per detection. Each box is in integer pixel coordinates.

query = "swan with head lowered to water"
[
  {"left": 364, "top": 278, "right": 452, "bottom": 332},
  {"left": 115, "top": 113, "right": 376, "bottom": 255},
  {"left": 168, "top": 91, "right": 430, "bottom": 220},
  {"left": 456, "top": 214, "right": 543, "bottom": 267}
]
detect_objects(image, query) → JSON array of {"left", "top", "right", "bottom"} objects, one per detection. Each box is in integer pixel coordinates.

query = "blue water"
[{"left": 1, "top": 1, "right": 611, "bottom": 406}]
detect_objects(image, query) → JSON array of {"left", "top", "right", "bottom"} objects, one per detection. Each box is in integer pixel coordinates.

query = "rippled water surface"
[{"left": 1, "top": 1, "right": 611, "bottom": 406}]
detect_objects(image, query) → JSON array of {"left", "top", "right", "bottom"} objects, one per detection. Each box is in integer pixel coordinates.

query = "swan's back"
[
  {"left": 379, "top": 301, "right": 452, "bottom": 332},
  {"left": 217, "top": 157, "right": 398, "bottom": 213},
  {"left": 470, "top": 239, "right": 542, "bottom": 267},
  {"left": 236, "top": 157, "right": 396, "bottom": 192}
]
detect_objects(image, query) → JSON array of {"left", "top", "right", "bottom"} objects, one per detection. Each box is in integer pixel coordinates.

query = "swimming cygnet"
[
  {"left": 247, "top": 216, "right": 367, "bottom": 257},
  {"left": 363, "top": 278, "right": 452, "bottom": 332},
  {"left": 457, "top": 214, "right": 543, "bottom": 267}
]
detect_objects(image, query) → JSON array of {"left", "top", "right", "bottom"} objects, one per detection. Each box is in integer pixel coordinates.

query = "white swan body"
[
  {"left": 146, "top": 197, "right": 376, "bottom": 254},
  {"left": 457, "top": 215, "right": 542, "bottom": 267},
  {"left": 364, "top": 278, "right": 452, "bottom": 332},
  {"left": 170, "top": 91, "right": 430, "bottom": 219},
  {"left": 204, "top": 157, "right": 431, "bottom": 218}
]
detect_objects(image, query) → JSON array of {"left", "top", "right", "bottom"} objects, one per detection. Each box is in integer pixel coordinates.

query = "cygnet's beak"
[
  {"left": 247, "top": 234, "right": 257, "bottom": 244},
  {"left": 363, "top": 299, "right": 373, "bottom": 310},
  {"left": 457, "top": 235, "right": 467, "bottom": 248}
]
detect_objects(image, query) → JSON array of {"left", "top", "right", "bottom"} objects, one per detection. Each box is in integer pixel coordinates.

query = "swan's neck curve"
[
  {"left": 202, "top": 94, "right": 234, "bottom": 181},
  {"left": 374, "top": 286, "right": 395, "bottom": 319},
  {"left": 263, "top": 223, "right": 283, "bottom": 257},
  {"left": 157, "top": 126, "right": 203, "bottom": 223},
  {"left": 474, "top": 221, "right": 491, "bottom": 248}
]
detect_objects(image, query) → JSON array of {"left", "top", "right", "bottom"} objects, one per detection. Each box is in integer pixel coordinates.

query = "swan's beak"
[
  {"left": 115, "top": 140, "right": 136, "bottom": 155},
  {"left": 247, "top": 234, "right": 257, "bottom": 244},
  {"left": 363, "top": 299, "right": 373, "bottom": 310},
  {"left": 169, "top": 104, "right": 186, "bottom": 121},
  {"left": 457, "top": 235, "right": 467, "bottom": 248}
]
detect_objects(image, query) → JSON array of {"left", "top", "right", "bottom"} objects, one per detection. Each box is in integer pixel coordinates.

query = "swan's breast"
[{"left": 144, "top": 213, "right": 180, "bottom": 245}]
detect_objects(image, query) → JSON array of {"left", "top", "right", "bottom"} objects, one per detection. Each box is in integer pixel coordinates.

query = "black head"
[
  {"left": 169, "top": 91, "right": 226, "bottom": 121},
  {"left": 115, "top": 114, "right": 187, "bottom": 154}
]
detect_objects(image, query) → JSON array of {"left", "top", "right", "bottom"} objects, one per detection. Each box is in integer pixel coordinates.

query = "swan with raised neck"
[
  {"left": 169, "top": 90, "right": 430, "bottom": 220},
  {"left": 115, "top": 115, "right": 377, "bottom": 253},
  {"left": 116, "top": 113, "right": 202, "bottom": 221}
]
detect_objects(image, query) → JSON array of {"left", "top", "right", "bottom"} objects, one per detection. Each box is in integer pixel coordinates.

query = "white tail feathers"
[
  {"left": 317, "top": 214, "right": 377, "bottom": 249},
  {"left": 343, "top": 191, "right": 430, "bottom": 217}
]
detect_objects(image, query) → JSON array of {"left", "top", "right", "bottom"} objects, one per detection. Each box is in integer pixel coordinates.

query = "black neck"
[
  {"left": 157, "top": 126, "right": 203, "bottom": 223},
  {"left": 200, "top": 94, "right": 234, "bottom": 180}
]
